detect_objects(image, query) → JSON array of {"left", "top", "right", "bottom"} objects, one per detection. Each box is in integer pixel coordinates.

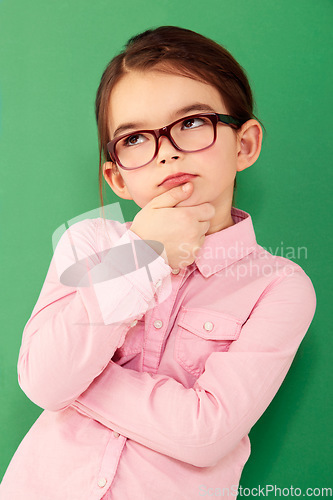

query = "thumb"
[{"left": 149, "top": 182, "right": 194, "bottom": 209}]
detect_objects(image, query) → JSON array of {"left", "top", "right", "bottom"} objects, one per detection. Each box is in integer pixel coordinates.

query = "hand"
[{"left": 130, "top": 182, "right": 215, "bottom": 269}]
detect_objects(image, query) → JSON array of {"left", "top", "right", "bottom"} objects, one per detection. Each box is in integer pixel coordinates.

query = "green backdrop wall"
[{"left": 1, "top": 0, "right": 332, "bottom": 495}]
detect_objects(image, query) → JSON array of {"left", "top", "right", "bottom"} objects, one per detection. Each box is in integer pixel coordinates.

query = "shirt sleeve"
[
  {"left": 18, "top": 218, "right": 172, "bottom": 411},
  {"left": 71, "top": 268, "right": 316, "bottom": 468}
]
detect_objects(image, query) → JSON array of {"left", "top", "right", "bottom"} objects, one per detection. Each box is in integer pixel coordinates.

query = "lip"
[{"left": 158, "top": 172, "right": 197, "bottom": 187}]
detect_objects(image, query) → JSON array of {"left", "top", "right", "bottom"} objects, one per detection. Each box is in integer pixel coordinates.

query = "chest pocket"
[
  {"left": 175, "top": 306, "right": 242, "bottom": 377},
  {"left": 112, "top": 319, "right": 145, "bottom": 365}
]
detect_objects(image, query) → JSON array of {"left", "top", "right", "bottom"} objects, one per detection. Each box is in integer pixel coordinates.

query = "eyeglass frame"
[{"left": 106, "top": 112, "right": 242, "bottom": 170}]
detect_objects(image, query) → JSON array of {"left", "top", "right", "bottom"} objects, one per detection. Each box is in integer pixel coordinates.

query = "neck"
[
  {"left": 206, "top": 192, "right": 235, "bottom": 234},
  {"left": 206, "top": 211, "right": 235, "bottom": 235}
]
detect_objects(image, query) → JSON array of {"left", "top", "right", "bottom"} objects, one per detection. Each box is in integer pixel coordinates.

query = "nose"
[{"left": 156, "top": 135, "right": 181, "bottom": 164}]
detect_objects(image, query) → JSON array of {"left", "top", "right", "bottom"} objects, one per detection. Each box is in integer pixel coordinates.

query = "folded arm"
[{"left": 72, "top": 270, "right": 316, "bottom": 467}]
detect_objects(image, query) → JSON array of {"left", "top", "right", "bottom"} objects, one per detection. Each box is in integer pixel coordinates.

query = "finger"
[
  {"left": 200, "top": 220, "right": 211, "bottom": 235},
  {"left": 149, "top": 182, "right": 194, "bottom": 209}
]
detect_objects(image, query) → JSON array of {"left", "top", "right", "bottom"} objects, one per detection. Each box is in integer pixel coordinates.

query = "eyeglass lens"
[{"left": 115, "top": 115, "right": 215, "bottom": 169}]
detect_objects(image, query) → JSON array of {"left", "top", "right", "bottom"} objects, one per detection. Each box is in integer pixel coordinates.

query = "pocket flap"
[{"left": 177, "top": 306, "right": 242, "bottom": 340}]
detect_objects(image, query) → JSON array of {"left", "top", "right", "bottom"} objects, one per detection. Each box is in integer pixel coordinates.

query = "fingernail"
[{"left": 182, "top": 182, "right": 191, "bottom": 192}]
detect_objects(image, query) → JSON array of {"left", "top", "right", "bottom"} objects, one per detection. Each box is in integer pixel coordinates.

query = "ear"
[
  {"left": 236, "top": 119, "right": 262, "bottom": 172},
  {"left": 103, "top": 162, "right": 133, "bottom": 200}
]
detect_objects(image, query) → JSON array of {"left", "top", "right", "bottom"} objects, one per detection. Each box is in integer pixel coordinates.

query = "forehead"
[{"left": 107, "top": 69, "right": 225, "bottom": 134}]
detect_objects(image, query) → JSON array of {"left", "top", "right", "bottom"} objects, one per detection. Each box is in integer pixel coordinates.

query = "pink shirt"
[{"left": 0, "top": 207, "right": 316, "bottom": 500}]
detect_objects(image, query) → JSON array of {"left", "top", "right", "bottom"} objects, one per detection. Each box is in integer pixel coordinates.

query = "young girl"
[{"left": 1, "top": 26, "right": 316, "bottom": 499}]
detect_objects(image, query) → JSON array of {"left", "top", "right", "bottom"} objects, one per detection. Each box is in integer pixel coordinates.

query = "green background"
[{"left": 1, "top": 0, "right": 332, "bottom": 494}]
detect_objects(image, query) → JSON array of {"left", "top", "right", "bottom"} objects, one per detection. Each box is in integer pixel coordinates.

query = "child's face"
[{"left": 104, "top": 69, "right": 260, "bottom": 232}]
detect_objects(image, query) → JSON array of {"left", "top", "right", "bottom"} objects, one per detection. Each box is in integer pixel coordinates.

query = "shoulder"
[
  {"left": 250, "top": 243, "right": 311, "bottom": 281},
  {"left": 249, "top": 246, "right": 317, "bottom": 323},
  {"left": 240, "top": 244, "right": 316, "bottom": 315}
]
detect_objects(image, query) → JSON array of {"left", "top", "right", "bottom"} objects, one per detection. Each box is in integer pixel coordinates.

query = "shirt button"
[
  {"left": 204, "top": 321, "right": 214, "bottom": 331},
  {"left": 97, "top": 477, "right": 107, "bottom": 488},
  {"left": 130, "top": 320, "right": 138, "bottom": 328},
  {"left": 171, "top": 268, "right": 180, "bottom": 274},
  {"left": 113, "top": 431, "right": 120, "bottom": 438},
  {"left": 154, "top": 320, "right": 163, "bottom": 329}
]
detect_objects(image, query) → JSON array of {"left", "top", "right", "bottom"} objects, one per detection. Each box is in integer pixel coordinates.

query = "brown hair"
[{"left": 95, "top": 26, "right": 260, "bottom": 208}]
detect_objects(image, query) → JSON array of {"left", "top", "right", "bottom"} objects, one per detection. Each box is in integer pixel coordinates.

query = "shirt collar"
[{"left": 194, "top": 207, "right": 257, "bottom": 278}]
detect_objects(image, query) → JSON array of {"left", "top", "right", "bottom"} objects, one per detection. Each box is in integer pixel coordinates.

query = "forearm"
[
  {"left": 72, "top": 350, "right": 294, "bottom": 467},
  {"left": 72, "top": 270, "right": 316, "bottom": 467}
]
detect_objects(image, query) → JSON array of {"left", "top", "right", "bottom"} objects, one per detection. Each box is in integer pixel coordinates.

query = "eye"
[
  {"left": 123, "top": 134, "right": 146, "bottom": 147},
  {"left": 181, "top": 117, "right": 206, "bottom": 130}
]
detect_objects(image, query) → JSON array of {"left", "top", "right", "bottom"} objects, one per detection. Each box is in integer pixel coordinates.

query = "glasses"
[{"left": 107, "top": 112, "right": 241, "bottom": 170}]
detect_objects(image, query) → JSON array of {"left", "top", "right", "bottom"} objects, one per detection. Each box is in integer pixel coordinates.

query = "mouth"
[{"left": 158, "top": 172, "right": 198, "bottom": 188}]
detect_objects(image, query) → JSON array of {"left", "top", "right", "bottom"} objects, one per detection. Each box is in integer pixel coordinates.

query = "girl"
[{"left": 0, "top": 26, "right": 316, "bottom": 499}]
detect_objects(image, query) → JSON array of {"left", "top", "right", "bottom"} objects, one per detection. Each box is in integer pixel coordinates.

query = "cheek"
[
  {"left": 123, "top": 174, "right": 154, "bottom": 207},
  {"left": 193, "top": 144, "right": 235, "bottom": 172}
]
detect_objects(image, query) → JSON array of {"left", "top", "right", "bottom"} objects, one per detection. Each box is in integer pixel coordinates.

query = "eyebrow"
[{"left": 112, "top": 103, "right": 216, "bottom": 138}]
